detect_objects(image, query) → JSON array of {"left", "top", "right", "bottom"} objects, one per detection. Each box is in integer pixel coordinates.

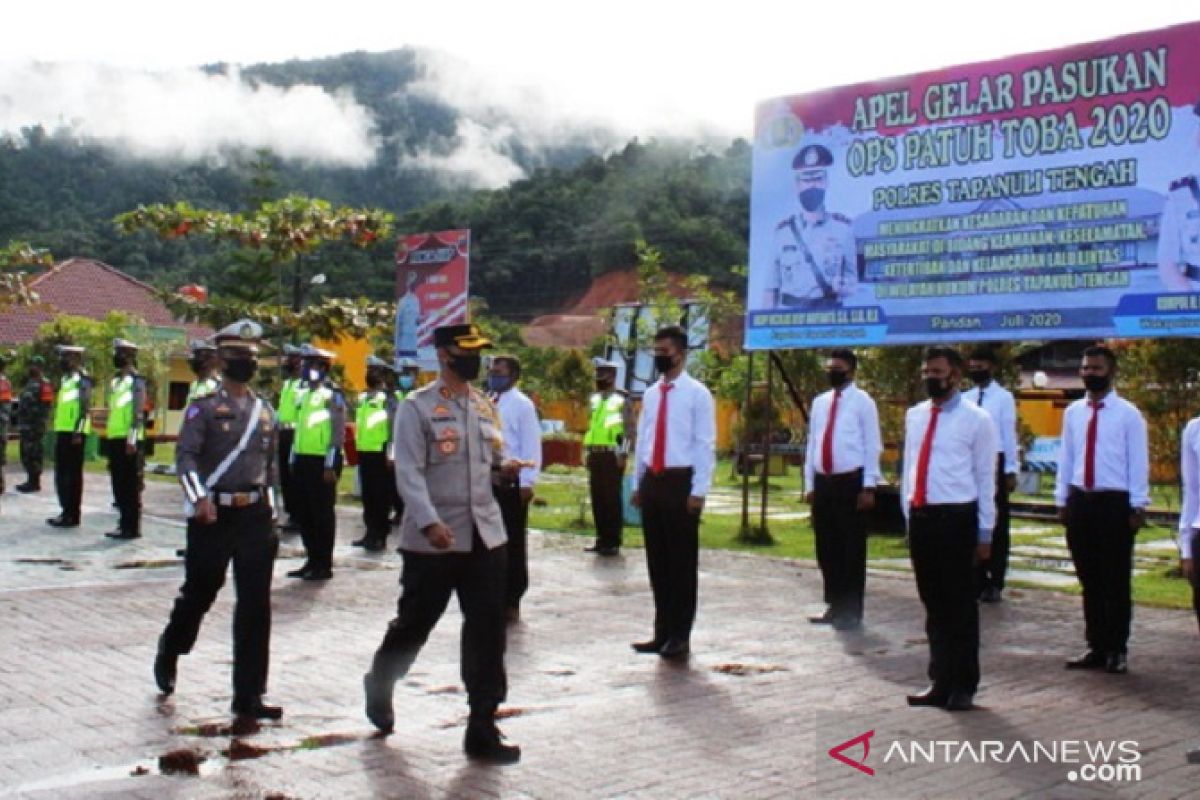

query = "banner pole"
[{"left": 740, "top": 351, "right": 754, "bottom": 537}]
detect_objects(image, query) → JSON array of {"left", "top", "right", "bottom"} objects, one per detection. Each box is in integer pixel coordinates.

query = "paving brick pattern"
[{"left": 1, "top": 469, "right": 1198, "bottom": 798}]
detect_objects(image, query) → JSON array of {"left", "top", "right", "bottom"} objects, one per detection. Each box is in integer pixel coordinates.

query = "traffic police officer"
[
  {"left": 15, "top": 357, "right": 53, "bottom": 493},
  {"left": 287, "top": 345, "right": 345, "bottom": 580},
  {"left": 363, "top": 323, "right": 521, "bottom": 764},
  {"left": 761, "top": 143, "right": 857, "bottom": 310},
  {"left": 276, "top": 343, "right": 303, "bottom": 532},
  {"left": 0, "top": 351, "right": 11, "bottom": 499},
  {"left": 104, "top": 338, "right": 147, "bottom": 540},
  {"left": 185, "top": 339, "right": 221, "bottom": 406},
  {"left": 48, "top": 345, "right": 92, "bottom": 528},
  {"left": 1158, "top": 98, "right": 1200, "bottom": 292},
  {"left": 352, "top": 355, "right": 397, "bottom": 552},
  {"left": 154, "top": 319, "right": 282, "bottom": 720},
  {"left": 583, "top": 357, "right": 633, "bottom": 556}
]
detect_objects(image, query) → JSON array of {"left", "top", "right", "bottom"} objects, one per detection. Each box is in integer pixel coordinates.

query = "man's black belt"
[
  {"left": 1068, "top": 486, "right": 1130, "bottom": 500},
  {"left": 646, "top": 467, "right": 694, "bottom": 477},
  {"left": 911, "top": 501, "right": 977, "bottom": 516}
]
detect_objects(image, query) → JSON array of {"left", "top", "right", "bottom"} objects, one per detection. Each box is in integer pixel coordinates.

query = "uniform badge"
[
  {"left": 438, "top": 426, "right": 459, "bottom": 440},
  {"left": 221, "top": 422, "right": 231, "bottom": 432},
  {"left": 439, "top": 387, "right": 452, "bottom": 399},
  {"left": 439, "top": 440, "right": 459, "bottom": 455},
  {"left": 433, "top": 405, "right": 450, "bottom": 416},
  {"left": 185, "top": 404, "right": 202, "bottom": 421}
]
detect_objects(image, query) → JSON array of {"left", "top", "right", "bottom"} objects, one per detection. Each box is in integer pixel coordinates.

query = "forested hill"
[{"left": 0, "top": 49, "right": 750, "bottom": 317}]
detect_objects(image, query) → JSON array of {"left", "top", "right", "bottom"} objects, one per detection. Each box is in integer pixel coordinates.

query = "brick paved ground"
[{"left": 1, "top": 466, "right": 1198, "bottom": 799}]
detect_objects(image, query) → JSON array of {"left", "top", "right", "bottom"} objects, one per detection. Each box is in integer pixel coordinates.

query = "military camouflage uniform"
[
  {"left": 16, "top": 377, "right": 52, "bottom": 488},
  {"left": 0, "top": 367, "right": 11, "bottom": 496}
]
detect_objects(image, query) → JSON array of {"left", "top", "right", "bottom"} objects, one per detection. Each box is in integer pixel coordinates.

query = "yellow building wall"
[{"left": 1016, "top": 394, "right": 1066, "bottom": 438}]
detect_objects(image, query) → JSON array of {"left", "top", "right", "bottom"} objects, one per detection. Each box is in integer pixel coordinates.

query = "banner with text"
[
  {"left": 745, "top": 20, "right": 1200, "bottom": 349},
  {"left": 394, "top": 229, "right": 470, "bottom": 370}
]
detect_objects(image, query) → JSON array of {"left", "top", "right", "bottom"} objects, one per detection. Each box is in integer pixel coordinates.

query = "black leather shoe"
[
  {"left": 979, "top": 586, "right": 1002, "bottom": 603},
  {"left": 106, "top": 530, "right": 141, "bottom": 540},
  {"left": 906, "top": 686, "right": 948, "bottom": 707},
  {"left": 154, "top": 642, "right": 177, "bottom": 695},
  {"left": 1105, "top": 652, "right": 1128, "bottom": 674},
  {"left": 280, "top": 519, "right": 301, "bottom": 533},
  {"left": 464, "top": 721, "right": 521, "bottom": 764},
  {"left": 286, "top": 565, "right": 312, "bottom": 578},
  {"left": 363, "top": 539, "right": 386, "bottom": 553},
  {"left": 585, "top": 544, "right": 620, "bottom": 556},
  {"left": 832, "top": 615, "right": 862, "bottom": 632},
  {"left": 302, "top": 569, "right": 333, "bottom": 581},
  {"left": 47, "top": 514, "right": 80, "bottom": 528},
  {"left": 631, "top": 639, "right": 664, "bottom": 654},
  {"left": 944, "top": 691, "right": 975, "bottom": 711},
  {"left": 15, "top": 482, "right": 40, "bottom": 493},
  {"left": 363, "top": 672, "right": 395, "bottom": 733},
  {"left": 808, "top": 609, "right": 834, "bottom": 625},
  {"left": 350, "top": 537, "right": 368, "bottom": 547},
  {"left": 231, "top": 696, "right": 283, "bottom": 720},
  {"left": 1065, "top": 650, "right": 1107, "bottom": 670},
  {"left": 659, "top": 639, "right": 690, "bottom": 660}
]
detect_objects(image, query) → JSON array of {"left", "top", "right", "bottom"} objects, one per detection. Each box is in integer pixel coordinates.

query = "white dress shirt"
[
  {"left": 1178, "top": 417, "right": 1200, "bottom": 558},
  {"left": 964, "top": 380, "right": 1020, "bottom": 474},
  {"left": 635, "top": 371, "right": 717, "bottom": 498},
  {"left": 804, "top": 382, "right": 883, "bottom": 492},
  {"left": 1053, "top": 390, "right": 1149, "bottom": 509},
  {"left": 494, "top": 386, "right": 541, "bottom": 489},
  {"left": 900, "top": 392, "right": 998, "bottom": 540}
]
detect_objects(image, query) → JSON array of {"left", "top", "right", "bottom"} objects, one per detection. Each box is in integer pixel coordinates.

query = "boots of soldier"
[{"left": 464, "top": 711, "right": 521, "bottom": 764}]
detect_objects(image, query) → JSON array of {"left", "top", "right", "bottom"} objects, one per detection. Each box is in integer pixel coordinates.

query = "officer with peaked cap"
[
  {"left": 155, "top": 319, "right": 284, "bottom": 720},
  {"left": 762, "top": 142, "right": 858, "bottom": 310},
  {"left": 583, "top": 356, "right": 633, "bottom": 556},
  {"left": 1157, "top": 97, "right": 1200, "bottom": 291},
  {"left": 104, "top": 338, "right": 147, "bottom": 539},
  {"left": 48, "top": 345, "right": 92, "bottom": 528},
  {"left": 353, "top": 355, "right": 397, "bottom": 552},
  {"left": 276, "top": 343, "right": 304, "bottom": 532},
  {"left": 363, "top": 322, "right": 522, "bottom": 764},
  {"left": 185, "top": 339, "right": 221, "bottom": 408},
  {"left": 287, "top": 344, "right": 345, "bottom": 580}
]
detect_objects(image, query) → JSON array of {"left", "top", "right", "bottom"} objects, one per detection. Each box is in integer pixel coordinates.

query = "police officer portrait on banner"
[
  {"left": 1157, "top": 97, "right": 1200, "bottom": 292},
  {"left": 762, "top": 143, "right": 858, "bottom": 310},
  {"left": 154, "top": 319, "right": 284, "bottom": 721}
]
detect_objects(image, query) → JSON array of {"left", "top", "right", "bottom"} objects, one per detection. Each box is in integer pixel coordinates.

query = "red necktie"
[
  {"left": 821, "top": 389, "right": 841, "bottom": 474},
  {"left": 1084, "top": 400, "right": 1104, "bottom": 489},
  {"left": 912, "top": 405, "right": 942, "bottom": 508},
  {"left": 651, "top": 383, "right": 674, "bottom": 474}
]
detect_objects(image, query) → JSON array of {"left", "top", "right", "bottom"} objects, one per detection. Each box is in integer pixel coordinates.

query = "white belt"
[{"left": 215, "top": 490, "right": 262, "bottom": 508}]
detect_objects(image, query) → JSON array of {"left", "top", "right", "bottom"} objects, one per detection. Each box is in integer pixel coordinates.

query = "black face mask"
[
  {"left": 59, "top": 358, "right": 72, "bottom": 372},
  {"left": 449, "top": 354, "right": 482, "bottom": 382},
  {"left": 653, "top": 354, "right": 677, "bottom": 375},
  {"left": 827, "top": 370, "right": 849, "bottom": 389},
  {"left": 188, "top": 357, "right": 207, "bottom": 375},
  {"left": 223, "top": 357, "right": 258, "bottom": 384},
  {"left": 113, "top": 354, "right": 131, "bottom": 370},
  {"left": 799, "top": 187, "right": 826, "bottom": 212},
  {"left": 924, "top": 376, "right": 952, "bottom": 400},
  {"left": 968, "top": 369, "right": 991, "bottom": 386},
  {"left": 595, "top": 377, "right": 614, "bottom": 391},
  {"left": 1082, "top": 374, "right": 1110, "bottom": 393}
]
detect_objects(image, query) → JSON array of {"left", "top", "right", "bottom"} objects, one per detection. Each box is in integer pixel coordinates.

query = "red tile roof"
[{"left": 0, "top": 258, "right": 211, "bottom": 345}]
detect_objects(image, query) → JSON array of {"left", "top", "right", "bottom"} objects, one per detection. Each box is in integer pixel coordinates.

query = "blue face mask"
[
  {"left": 398, "top": 374, "right": 415, "bottom": 390},
  {"left": 487, "top": 374, "right": 512, "bottom": 394}
]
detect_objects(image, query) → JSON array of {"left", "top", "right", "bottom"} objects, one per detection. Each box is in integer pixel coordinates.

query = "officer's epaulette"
[
  {"left": 1170, "top": 176, "right": 1198, "bottom": 191},
  {"left": 831, "top": 212, "right": 852, "bottom": 224}
]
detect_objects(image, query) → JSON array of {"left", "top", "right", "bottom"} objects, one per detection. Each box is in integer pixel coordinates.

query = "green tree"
[{"left": 0, "top": 240, "right": 52, "bottom": 308}]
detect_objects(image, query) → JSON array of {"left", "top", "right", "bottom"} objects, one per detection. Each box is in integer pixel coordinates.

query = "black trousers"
[
  {"left": 587, "top": 450, "right": 624, "bottom": 549},
  {"left": 640, "top": 469, "right": 700, "bottom": 643},
  {"left": 106, "top": 440, "right": 142, "bottom": 534},
  {"left": 1189, "top": 531, "right": 1200, "bottom": 634},
  {"left": 494, "top": 481, "right": 529, "bottom": 610},
  {"left": 909, "top": 504, "right": 980, "bottom": 695},
  {"left": 371, "top": 533, "right": 508, "bottom": 717},
  {"left": 160, "top": 502, "right": 277, "bottom": 698},
  {"left": 53, "top": 432, "right": 85, "bottom": 520},
  {"left": 1065, "top": 488, "right": 1134, "bottom": 655},
  {"left": 812, "top": 469, "right": 867, "bottom": 622},
  {"left": 358, "top": 450, "right": 392, "bottom": 541},
  {"left": 976, "top": 454, "right": 1011, "bottom": 592},
  {"left": 293, "top": 454, "right": 341, "bottom": 571},
  {"left": 278, "top": 428, "right": 298, "bottom": 519}
]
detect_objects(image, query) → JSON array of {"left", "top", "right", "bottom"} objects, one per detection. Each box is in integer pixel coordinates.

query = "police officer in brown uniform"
[
  {"left": 362, "top": 323, "right": 522, "bottom": 764},
  {"left": 153, "top": 320, "right": 283, "bottom": 720}
]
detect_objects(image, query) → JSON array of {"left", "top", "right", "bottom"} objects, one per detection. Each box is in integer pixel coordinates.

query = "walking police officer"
[
  {"left": 584, "top": 357, "right": 633, "bottom": 556},
  {"left": 353, "top": 355, "right": 397, "bottom": 552},
  {"left": 761, "top": 144, "right": 857, "bottom": 310},
  {"left": 48, "top": 345, "right": 92, "bottom": 528},
  {"left": 287, "top": 345, "right": 345, "bottom": 581},
  {"left": 1157, "top": 98, "right": 1200, "bottom": 292},
  {"left": 276, "top": 344, "right": 303, "bottom": 532},
  {"left": 154, "top": 320, "right": 283, "bottom": 720},
  {"left": 363, "top": 323, "right": 522, "bottom": 764},
  {"left": 15, "top": 356, "right": 53, "bottom": 493},
  {"left": 104, "top": 339, "right": 147, "bottom": 540}
]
